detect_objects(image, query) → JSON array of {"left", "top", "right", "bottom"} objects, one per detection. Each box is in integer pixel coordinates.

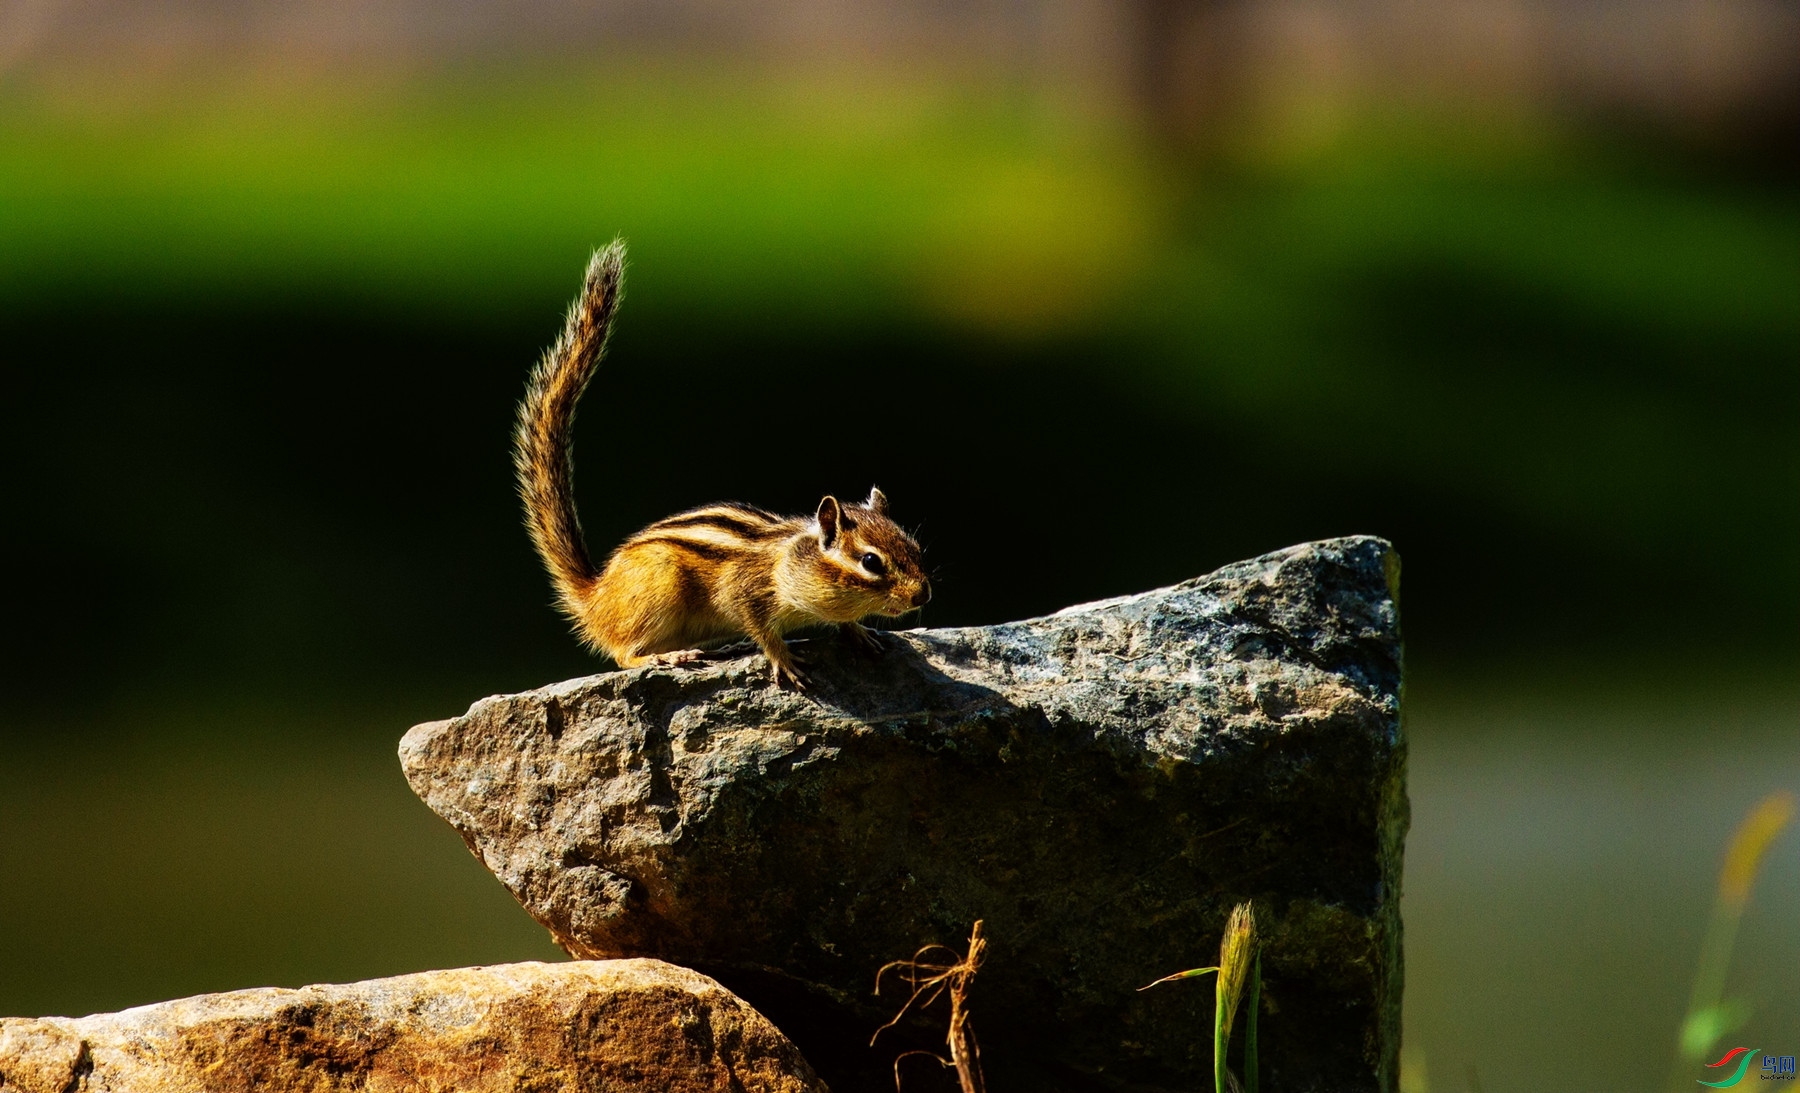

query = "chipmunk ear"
[
  {"left": 865, "top": 486, "right": 889, "bottom": 516},
  {"left": 816, "top": 496, "right": 842, "bottom": 548}
]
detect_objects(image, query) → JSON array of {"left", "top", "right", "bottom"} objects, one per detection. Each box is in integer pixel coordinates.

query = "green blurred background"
[{"left": 1, "top": 2, "right": 1796, "bottom": 1090}]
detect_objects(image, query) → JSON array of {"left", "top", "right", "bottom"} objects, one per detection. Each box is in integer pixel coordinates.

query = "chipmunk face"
[{"left": 813, "top": 487, "right": 931, "bottom": 621}]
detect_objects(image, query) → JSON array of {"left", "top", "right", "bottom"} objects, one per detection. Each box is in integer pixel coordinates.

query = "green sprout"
[{"left": 1143, "top": 901, "right": 1261, "bottom": 1093}]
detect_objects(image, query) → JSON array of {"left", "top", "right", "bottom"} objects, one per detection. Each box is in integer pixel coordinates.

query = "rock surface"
[
  {"left": 403, "top": 536, "right": 1408, "bottom": 1093},
  {"left": 0, "top": 960, "right": 822, "bottom": 1093}
]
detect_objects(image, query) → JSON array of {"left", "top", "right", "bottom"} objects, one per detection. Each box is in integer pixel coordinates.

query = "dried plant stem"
[
  {"left": 948, "top": 965, "right": 986, "bottom": 1093},
  {"left": 873, "top": 920, "right": 989, "bottom": 1093}
]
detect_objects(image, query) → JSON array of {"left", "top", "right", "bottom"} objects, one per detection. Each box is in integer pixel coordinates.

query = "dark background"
[{"left": 8, "top": 174, "right": 1793, "bottom": 715}]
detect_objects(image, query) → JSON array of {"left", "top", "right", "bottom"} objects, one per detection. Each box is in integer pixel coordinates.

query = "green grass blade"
[
  {"left": 1138, "top": 966, "right": 1220, "bottom": 991},
  {"left": 1215, "top": 981, "right": 1227, "bottom": 1093}
]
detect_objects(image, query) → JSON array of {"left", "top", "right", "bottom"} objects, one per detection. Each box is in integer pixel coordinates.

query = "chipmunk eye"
[{"left": 861, "top": 552, "right": 888, "bottom": 576}]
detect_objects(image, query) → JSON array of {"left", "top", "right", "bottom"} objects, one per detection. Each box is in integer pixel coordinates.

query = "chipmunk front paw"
[
  {"left": 770, "top": 655, "right": 810, "bottom": 691},
  {"left": 841, "top": 622, "right": 885, "bottom": 656}
]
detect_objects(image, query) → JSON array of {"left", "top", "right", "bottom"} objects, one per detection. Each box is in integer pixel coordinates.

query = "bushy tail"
[{"left": 514, "top": 242, "right": 625, "bottom": 630}]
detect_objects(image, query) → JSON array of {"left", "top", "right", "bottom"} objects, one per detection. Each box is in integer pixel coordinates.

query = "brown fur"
[{"left": 513, "top": 243, "right": 931, "bottom": 689}]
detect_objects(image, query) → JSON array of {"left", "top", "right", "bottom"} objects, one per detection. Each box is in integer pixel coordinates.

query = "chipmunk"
[{"left": 513, "top": 241, "right": 931, "bottom": 689}]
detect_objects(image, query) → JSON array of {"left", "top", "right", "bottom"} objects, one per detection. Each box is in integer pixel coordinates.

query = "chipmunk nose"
[{"left": 911, "top": 581, "right": 932, "bottom": 608}]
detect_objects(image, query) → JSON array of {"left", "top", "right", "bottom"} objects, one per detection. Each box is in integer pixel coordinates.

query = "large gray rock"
[
  {"left": 402, "top": 537, "right": 1407, "bottom": 1093},
  {"left": 0, "top": 960, "right": 824, "bottom": 1093}
]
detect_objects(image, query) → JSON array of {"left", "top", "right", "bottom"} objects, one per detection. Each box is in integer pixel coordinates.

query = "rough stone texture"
[
  {"left": 403, "top": 536, "right": 1407, "bottom": 1093},
  {"left": 0, "top": 960, "right": 823, "bottom": 1093}
]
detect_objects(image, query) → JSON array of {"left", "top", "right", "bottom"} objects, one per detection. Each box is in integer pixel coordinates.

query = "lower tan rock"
[{"left": 0, "top": 959, "right": 825, "bottom": 1093}]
